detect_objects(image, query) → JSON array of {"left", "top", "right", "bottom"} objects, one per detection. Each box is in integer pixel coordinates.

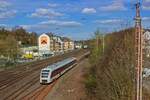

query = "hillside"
[
  {"left": 0, "top": 27, "right": 38, "bottom": 63},
  {"left": 0, "top": 27, "right": 37, "bottom": 46},
  {"left": 85, "top": 28, "right": 136, "bottom": 100}
]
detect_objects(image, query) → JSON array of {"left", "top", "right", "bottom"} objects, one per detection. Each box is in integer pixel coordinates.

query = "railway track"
[
  {"left": 0, "top": 61, "right": 48, "bottom": 91},
  {"left": 22, "top": 51, "right": 90, "bottom": 100},
  {"left": 0, "top": 50, "right": 86, "bottom": 89},
  {"left": 4, "top": 75, "right": 40, "bottom": 100},
  {"left": 22, "top": 80, "right": 57, "bottom": 100},
  {"left": 29, "top": 86, "right": 47, "bottom": 100},
  {"left": 22, "top": 85, "right": 47, "bottom": 100},
  {"left": 0, "top": 49, "right": 83, "bottom": 77},
  {"left": 0, "top": 49, "right": 89, "bottom": 100}
]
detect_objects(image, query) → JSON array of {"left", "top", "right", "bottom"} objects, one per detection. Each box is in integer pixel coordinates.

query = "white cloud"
[
  {"left": 40, "top": 20, "right": 82, "bottom": 27},
  {"left": 82, "top": 8, "right": 96, "bottom": 14},
  {"left": 95, "top": 19, "right": 123, "bottom": 24},
  {"left": 48, "top": 3, "right": 59, "bottom": 8},
  {"left": 143, "top": 0, "right": 150, "bottom": 10},
  {"left": 30, "top": 8, "right": 63, "bottom": 18},
  {"left": 143, "top": 17, "right": 150, "bottom": 21},
  {"left": 0, "top": 10, "right": 17, "bottom": 19},
  {"left": 100, "top": 1, "right": 126, "bottom": 11},
  {"left": 0, "top": 1, "right": 17, "bottom": 19},
  {"left": 21, "top": 24, "right": 49, "bottom": 30},
  {"left": 144, "top": 0, "right": 150, "bottom": 2},
  {"left": 143, "top": 6, "right": 150, "bottom": 10},
  {"left": 0, "top": 1, "right": 11, "bottom": 10},
  {"left": 21, "top": 20, "right": 82, "bottom": 30}
]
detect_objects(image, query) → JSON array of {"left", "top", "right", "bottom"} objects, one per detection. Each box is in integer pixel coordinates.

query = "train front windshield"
[
  {"left": 42, "top": 70, "right": 50, "bottom": 73},
  {"left": 41, "top": 73, "right": 49, "bottom": 78},
  {"left": 41, "top": 70, "right": 50, "bottom": 78}
]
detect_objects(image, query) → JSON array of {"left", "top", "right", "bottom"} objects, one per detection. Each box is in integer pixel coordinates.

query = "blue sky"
[{"left": 0, "top": 0, "right": 150, "bottom": 40}]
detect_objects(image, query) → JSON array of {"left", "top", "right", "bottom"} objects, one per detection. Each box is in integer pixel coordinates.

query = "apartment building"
[
  {"left": 62, "top": 37, "right": 74, "bottom": 51},
  {"left": 38, "top": 33, "right": 74, "bottom": 56}
]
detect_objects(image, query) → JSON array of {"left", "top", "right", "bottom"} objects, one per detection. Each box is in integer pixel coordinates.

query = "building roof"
[
  {"left": 61, "top": 37, "right": 73, "bottom": 42},
  {"left": 144, "top": 29, "right": 150, "bottom": 33},
  {"left": 39, "top": 33, "right": 73, "bottom": 43}
]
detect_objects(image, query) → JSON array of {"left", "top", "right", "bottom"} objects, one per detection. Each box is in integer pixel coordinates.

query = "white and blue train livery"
[{"left": 40, "top": 57, "right": 77, "bottom": 84}]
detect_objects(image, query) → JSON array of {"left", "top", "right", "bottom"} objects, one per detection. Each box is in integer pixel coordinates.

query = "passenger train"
[{"left": 40, "top": 57, "right": 77, "bottom": 84}]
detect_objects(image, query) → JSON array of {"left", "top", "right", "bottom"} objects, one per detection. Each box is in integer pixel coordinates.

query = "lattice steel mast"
[{"left": 135, "top": 1, "right": 143, "bottom": 100}]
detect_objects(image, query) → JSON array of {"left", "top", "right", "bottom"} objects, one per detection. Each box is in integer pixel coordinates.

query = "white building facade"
[
  {"left": 38, "top": 33, "right": 74, "bottom": 56},
  {"left": 38, "top": 34, "right": 52, "bottom": 56},
  {"left": 144, "top": 30, "right": 150, "bottom": 57}
]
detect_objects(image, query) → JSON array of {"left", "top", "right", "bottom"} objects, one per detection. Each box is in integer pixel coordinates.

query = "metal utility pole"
[{"left": 134, "top": 1, "right": 143, "bottom": 100}]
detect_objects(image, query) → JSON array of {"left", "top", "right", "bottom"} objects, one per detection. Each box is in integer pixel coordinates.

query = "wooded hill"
[
  {"left": 0, "top": 27, "right": 37, "bottom": 60},
  {"left": 0, "top": 27, "right": 37, "bottom": 46}
]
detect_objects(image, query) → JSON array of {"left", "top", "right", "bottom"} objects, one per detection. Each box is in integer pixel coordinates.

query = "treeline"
[
  {"left": 0, "top": 27, "right": 37, "bottom": 46},
  {"left": 85, "top": 28, "right": 135, "bottom": 100},
  {"left": 0, "top": 27, "right": 37, "bottom": 61}
]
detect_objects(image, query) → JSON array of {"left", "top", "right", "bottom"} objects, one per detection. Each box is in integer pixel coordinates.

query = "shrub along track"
[{"left": 0, "top": 49, "right": 88, "bottom": 100}]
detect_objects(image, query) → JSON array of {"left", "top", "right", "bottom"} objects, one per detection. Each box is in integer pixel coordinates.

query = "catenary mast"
[{"left": 134, "top": 1, "right": 143, "bottom": 100}]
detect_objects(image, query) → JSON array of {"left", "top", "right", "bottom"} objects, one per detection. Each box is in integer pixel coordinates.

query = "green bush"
[{"left": 85, "top": 65, "right": 97, "bottom": 93}]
